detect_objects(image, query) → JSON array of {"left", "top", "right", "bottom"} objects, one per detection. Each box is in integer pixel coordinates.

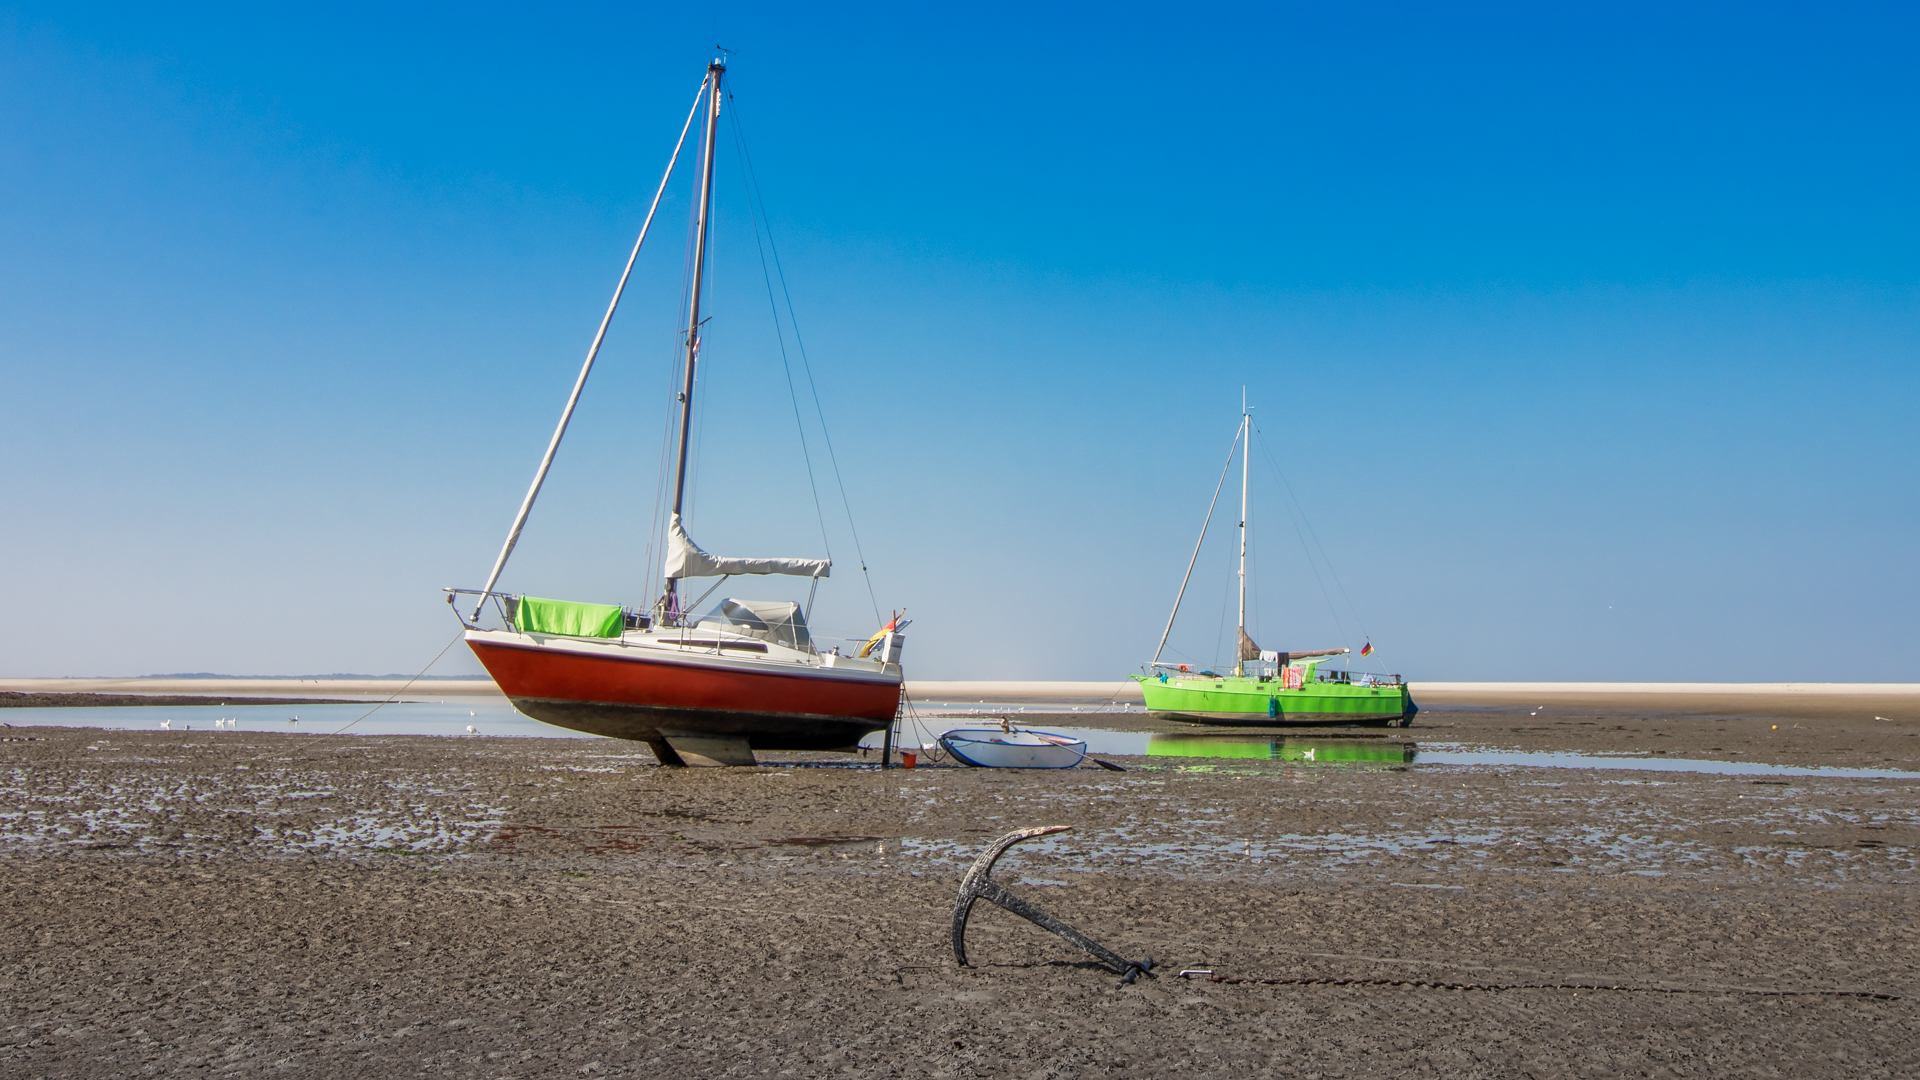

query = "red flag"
[{"left": 1360, "top": 641, "right": 1374, "bottom": 657}]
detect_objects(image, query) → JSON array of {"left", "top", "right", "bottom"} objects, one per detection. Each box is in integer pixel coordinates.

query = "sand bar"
[
  {"left": 0, "top": 677, "right": 1145, "bottom": 704},
  {"left": 3, "top": 677, "right": 1916, "bottom": 720},
  {"left": 1415, "top": 681, "right": 1920, "bottom": 720},
  {"left": 907, "top": 679, "right": 1144, "bottom": 703}
]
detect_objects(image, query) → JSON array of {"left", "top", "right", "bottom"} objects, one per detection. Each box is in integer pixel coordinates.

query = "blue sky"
[{"left": 2, "top": 2, "right": 1914, "bottom": 681}]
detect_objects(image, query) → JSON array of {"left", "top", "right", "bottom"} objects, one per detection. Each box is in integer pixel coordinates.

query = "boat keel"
[{"left": 661, "top": 732, "right": 757, "bottom": 767}]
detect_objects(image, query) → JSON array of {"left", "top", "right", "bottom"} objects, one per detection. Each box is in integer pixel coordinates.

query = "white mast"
[
  {"left": 664, "top": 58, "right": 727, "bottom": 622},
  {"left": 1235, "top": 391, "right": 1250, "bottom": 676}
]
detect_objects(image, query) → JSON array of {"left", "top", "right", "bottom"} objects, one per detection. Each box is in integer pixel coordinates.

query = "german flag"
[{"left": 1359, "top": 641, "right": 1374, "bottom": 657}]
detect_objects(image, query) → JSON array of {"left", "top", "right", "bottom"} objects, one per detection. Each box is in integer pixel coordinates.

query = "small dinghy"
[{"left": 938, "top": 727, "right": 1088, "bottom": 769}]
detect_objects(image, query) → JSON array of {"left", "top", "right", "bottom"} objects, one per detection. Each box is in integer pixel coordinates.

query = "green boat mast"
[{"left": 1234, "top": 391, "right": 1250, "bottom": 678}]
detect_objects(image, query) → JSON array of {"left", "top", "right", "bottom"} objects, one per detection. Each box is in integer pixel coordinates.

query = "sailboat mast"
[
  {"left": 1235, "top": 403, "right": 1250, "bottom": 677},
  {"left": 665, "top": 59, "right": 726, "bottom": 611}
]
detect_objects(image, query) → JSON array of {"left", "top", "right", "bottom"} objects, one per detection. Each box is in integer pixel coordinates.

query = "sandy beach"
[{"left": 3, "top": 691, "right": 1917, "bottom": 1077}]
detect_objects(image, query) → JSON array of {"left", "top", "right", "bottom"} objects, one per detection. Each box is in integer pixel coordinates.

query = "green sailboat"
[{"left": 1132, "top": 404, "right": 1416, "bottom": 727}]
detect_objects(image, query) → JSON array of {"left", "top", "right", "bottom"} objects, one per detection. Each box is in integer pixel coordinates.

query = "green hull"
[{"left": 1133, "top": 673, "right": 1415, "bottom": 726}]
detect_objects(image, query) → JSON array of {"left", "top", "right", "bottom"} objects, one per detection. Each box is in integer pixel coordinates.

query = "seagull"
[
  {"left": 466, "top": 725, "right": 478, "bottom": 736},
  {"left": 160, "top": 719, "right": 171, "bottom": 730},
  {"left": 1303, "top": 747, "right": 1316, "bottom": 761},
  {"left": 287, "top": 716, "right": 299, "bottom": 727}
]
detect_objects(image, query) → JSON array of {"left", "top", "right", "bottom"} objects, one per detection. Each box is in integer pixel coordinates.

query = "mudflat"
[{"left": 3, "top": 700, "right": 1916, "bottom": 1078}]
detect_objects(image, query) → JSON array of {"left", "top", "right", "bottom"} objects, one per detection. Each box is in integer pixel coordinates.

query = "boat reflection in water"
[{"left": 1147, "top": 734, "right": 1415, "bottom": 764}]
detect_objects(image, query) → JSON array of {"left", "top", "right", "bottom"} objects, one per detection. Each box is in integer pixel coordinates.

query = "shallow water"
[
  {"left": 1413, "top": 744, "right": 1919, "bottom": 779},
  {"left": 894, "top": 726, "right": 1920, "bottom": 780},
  {"left": 10, "top": 706, "right": 1918, "bottom": 781},
  {"left": 0, "top": 700, "right": 586, "bottom": 739}
]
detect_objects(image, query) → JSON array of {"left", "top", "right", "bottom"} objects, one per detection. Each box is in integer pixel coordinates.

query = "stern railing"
[
  {"left": 443, "top": 588, "right": 650, "bottom": 634},
  {"left": 1316, "top": 669, "right": 1405, "bottom": 687}
]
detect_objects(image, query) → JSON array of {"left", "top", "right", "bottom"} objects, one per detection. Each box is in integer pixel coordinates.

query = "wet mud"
[{"left": 3, "top": 704, "right": 1917, "bottom": 1077}]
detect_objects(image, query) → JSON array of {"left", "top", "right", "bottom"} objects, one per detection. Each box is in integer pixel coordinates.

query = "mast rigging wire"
[
  {"left": 725, "top": 90, "right": 884, "bottom": 625},
  {"left": 727, "top": 105, "right": 836, "bottom": 566},
  {"left": 1152, "top": 421, "right": 1243, "bottom": 666},
  {"left": 1253, "top": 423, "right": 1374, "bottom": 664},
  {"left": 1213, "top": 560, "right": 1234, "bottom": 673}
]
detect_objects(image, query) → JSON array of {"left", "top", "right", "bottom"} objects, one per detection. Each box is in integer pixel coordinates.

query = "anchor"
[{"left": 951, "top": 825, "right": 1156, "bottom": 986}]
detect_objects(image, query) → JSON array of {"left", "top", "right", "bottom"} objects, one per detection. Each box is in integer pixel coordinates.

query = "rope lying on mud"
[{"left": 1200, "top": 973, "right": 1905, "bottom": 1001}]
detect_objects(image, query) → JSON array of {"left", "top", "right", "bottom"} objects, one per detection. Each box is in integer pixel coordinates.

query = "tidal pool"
[{"left": 877, "top": 726, "right": 1920, "bottom": 780}]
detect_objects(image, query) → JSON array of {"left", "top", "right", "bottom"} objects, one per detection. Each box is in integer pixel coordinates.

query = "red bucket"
[{"left": 902, "top": 751, "right": 917, "bottom": 769}]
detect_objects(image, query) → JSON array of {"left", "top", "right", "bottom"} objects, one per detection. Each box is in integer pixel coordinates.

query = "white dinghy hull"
[{"left": 938, "top": 729, "right": 1088, "bottom": 769}]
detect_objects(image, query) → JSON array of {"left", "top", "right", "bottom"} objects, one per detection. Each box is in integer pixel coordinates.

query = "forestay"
[{"left": 665, "top": 513, "right": 831, "bottom": 580}]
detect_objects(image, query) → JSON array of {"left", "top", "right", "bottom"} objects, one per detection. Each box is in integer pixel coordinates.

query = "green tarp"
[{"left": 513, "top": 595, "right": 624, "bottom": 638}]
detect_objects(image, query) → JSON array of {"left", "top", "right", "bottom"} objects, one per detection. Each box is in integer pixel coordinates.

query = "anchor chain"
[{"left": 1197, "top": 972, "right": 1905, "bottom": 1000}]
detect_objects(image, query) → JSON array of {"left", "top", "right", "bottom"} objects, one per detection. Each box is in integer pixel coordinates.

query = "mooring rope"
[
  {"left": 330, "top": 631, "right": 466, "bottom": 736},
  {"left": 1201, "top": 972, "right": 1904, "bottom": 1001}
]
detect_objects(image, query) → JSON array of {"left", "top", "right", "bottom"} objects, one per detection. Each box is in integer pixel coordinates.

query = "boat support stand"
[{"left": 951, "top": 826, "right": 1155, "bottom": 987}]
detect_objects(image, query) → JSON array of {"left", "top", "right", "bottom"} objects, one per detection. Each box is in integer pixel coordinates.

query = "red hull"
[{"left": 469, "top": 637, "right": 900, "bottom": 751}]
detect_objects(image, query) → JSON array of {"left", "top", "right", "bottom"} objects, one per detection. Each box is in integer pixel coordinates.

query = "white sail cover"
[
  {"left": 719, "top": 598, "right": 814, "bottom": 651},
  {"left": 665, "top": 514, "right": 831, "bottom": 580},
  {"left": 1259, "top": 647, "right": 1351, "bottom": 665}
]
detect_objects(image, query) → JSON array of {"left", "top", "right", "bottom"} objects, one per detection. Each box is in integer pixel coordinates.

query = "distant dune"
[{"left": 1414, "top": 681, "right": 1920, "bottom": 721}]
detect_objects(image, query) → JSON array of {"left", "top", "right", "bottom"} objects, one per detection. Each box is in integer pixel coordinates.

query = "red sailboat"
[{"left": 449, "top": 57, "right": 904, "bottom": 767}]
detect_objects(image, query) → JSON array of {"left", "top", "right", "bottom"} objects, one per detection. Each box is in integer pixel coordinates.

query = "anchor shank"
[{"left": 969, "top": 878, "right": 1140, "bottom": 977}]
